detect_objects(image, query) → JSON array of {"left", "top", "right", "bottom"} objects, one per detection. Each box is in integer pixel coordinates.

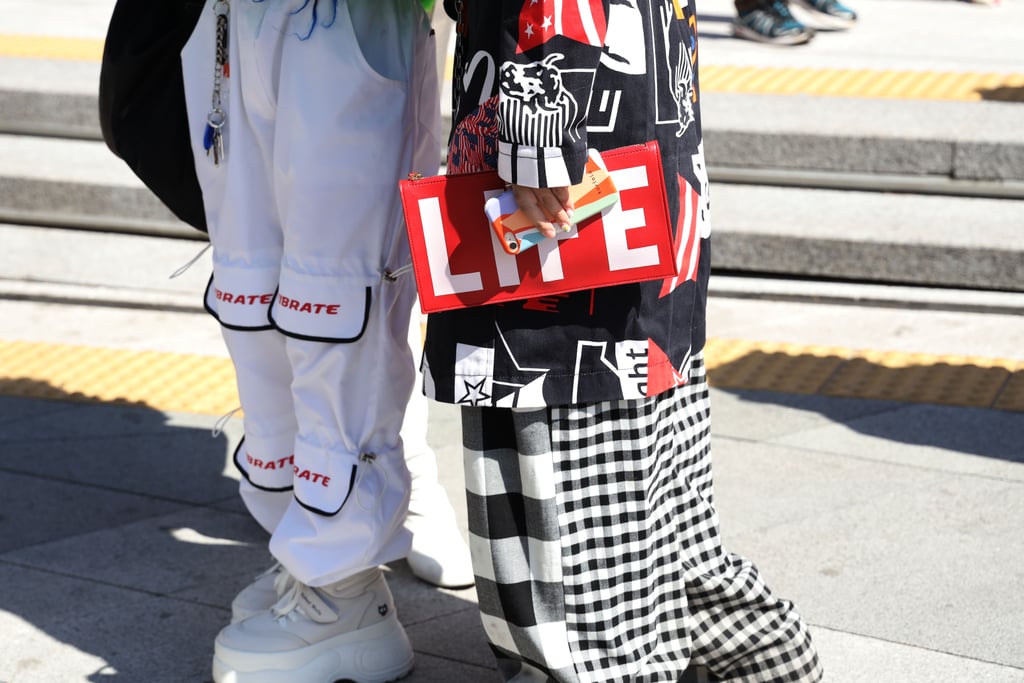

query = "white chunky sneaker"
[
  {"left": 212, "top": 568, "right": 414, "bottom": 683},
  {"left": 231, "top": 562, "right": 296, "bottom": 624}
]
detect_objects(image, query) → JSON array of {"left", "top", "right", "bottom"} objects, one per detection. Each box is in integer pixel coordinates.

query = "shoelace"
[
  {"left": 271, "top": 580, "right": 308, "bottom": 622},
  {"left": 748, "top": 1, "right": 803, "bottom": 34},
  {"left": 271, "top": 564, "right": 296, "bottom": 597},
  {"left": 250, "top": 561, "right": 297, "bottom": 601},
  {"left": 808, "top": 0, "right": 842, "bottom": 12},
  {"left": 770, "top": 0, "right": 800, "bottom": 23}
]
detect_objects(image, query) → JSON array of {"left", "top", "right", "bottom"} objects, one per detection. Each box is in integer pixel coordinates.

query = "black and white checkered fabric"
[{"left": 462, "top": 354, "right": 822, "bottom": 682}]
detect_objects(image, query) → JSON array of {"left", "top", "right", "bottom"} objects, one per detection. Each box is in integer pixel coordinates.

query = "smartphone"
[{"left": 485, "top": 148, "right": 619, "bottom": 255}]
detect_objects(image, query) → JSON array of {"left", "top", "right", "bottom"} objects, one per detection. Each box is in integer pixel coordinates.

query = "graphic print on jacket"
[
  {"left": 498, "top": 54, "right": 580, "bottom": 150},
  {"left": 426, "top": 0, "right": 711, "bottom": 408}
]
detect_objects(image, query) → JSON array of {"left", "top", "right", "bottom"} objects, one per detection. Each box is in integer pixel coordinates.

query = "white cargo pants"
[{"left": 181, "top": 0, "right": 440, "bottom": 586}]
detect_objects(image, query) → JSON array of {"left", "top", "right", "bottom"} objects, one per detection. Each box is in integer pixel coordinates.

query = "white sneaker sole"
[{"left": 212, "top": 615, "right": 414, "bottom": 683}]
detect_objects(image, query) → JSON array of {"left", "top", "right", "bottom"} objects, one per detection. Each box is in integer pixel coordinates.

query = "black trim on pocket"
[
  {"left": 268, "top": 286, "right": 372, "bottom": 344},
  {"left": 293, "top": 464, "right": 359, "bottom": 517},
  {"left": 204, "top": 275, "right": 276, "bottom": 332},
  {"left": 232, "top": 439, "right": 294, "bottom": 493}
]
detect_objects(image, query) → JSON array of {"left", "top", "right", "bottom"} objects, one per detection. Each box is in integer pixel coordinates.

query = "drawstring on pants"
[
  {"left": 355, "top": 452, "right": 388, "bottom": 513},
  {"left": 169, "top": 243, "right": 213, "bottom": 279},
  {"left": 212, "top": 406, "right": 243, "bottom": 438}
]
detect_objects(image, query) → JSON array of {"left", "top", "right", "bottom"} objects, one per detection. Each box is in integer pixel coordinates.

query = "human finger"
[
  {"left": 536, "top": 187, "right": 573, "bottom": 232},
  {"left": 511, "top": 185, "right": 560, "bottom": 238}
]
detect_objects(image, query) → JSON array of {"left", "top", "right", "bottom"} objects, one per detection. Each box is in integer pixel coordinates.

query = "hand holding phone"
[{"left": 485, "top": 149, "right": 619, "bottom": 255}]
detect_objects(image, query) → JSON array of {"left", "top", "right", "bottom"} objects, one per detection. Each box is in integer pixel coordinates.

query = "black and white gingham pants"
[{"left": 461, "top": 354, "right": 822, "bottom": 682}]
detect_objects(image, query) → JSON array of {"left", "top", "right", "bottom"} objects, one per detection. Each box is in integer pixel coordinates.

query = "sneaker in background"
[
  {"left": 733, "top": 1, "right": 815, "bottom": 46},
  {"left": 792, "top": 0, "right": 858, "bottom": 29}
]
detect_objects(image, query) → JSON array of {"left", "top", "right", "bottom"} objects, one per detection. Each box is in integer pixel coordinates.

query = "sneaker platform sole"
[{"left": 212, "top": 616, "right": 414, "bottom": 683}]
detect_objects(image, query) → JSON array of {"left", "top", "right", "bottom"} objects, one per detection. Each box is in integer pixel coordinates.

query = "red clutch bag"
[{"left": 398, "top": 140, "right": 677, "bottom": 313}]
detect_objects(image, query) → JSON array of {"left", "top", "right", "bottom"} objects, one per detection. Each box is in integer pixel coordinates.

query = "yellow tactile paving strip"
[
  {"left": 703, "top": 339, "right": 1024, "bottom": 412},
  {"left": 3, "top": 33, "right": 1024, "bottom": 103},
  {"left": 0, "top": 35, "right": 103, "bottom": 62},
  {"left": 699, "top": 64, "right": 1024, "bottom": 102},
  {"left": 0, "top": 338, "right": 1021, "bottom": 415},
  {"left": 0, "top": 340, "right": 239, "bottom": 416}
]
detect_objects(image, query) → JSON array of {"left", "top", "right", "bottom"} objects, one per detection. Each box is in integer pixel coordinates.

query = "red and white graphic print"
[
  {"left": 659, "top": 174, "right": 702, "bottom": 297},
  {"left": 517, "top": 0, "right": 608, "bottom": 53},
  {"left": 645, "top": 338, "right": 689, "bottom": 396}
]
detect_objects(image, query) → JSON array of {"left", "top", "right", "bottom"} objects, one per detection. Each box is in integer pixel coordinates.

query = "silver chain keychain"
[{"left": 204, "top": 0, "right": 229, "bottom": 164}]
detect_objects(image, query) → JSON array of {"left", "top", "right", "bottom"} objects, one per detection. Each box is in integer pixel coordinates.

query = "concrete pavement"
[{"left": 1, "top": 226, "right": 1022, "bottom": 682}]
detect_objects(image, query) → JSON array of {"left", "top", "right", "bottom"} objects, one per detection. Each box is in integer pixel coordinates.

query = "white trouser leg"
[
  {"left": 402, "top": 302, "right": 451, "bottom": 522},
  {"left": 403, "top": 381, "right": 452, "bottom": 522},
  {"left": 400, "top": 302, "right": 474, "bottom": 588},
  {"left": 220, "top": 327, "right": 296, "bottom": 533},
  {"left": 269, "top": 272, "right": 418, "bottom": 586},
  {"left": 183, "top": 0, "right": 440, "bottom": 588}
]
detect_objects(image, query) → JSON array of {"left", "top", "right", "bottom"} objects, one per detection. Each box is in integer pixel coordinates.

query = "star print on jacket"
[{"left": 516, "top": 0, "right": 608, "bottom": 53}]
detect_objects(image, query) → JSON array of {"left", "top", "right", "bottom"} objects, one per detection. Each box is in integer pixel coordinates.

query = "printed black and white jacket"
[{"left": 423, "top": 0, "right": 712, "bottom": 408}]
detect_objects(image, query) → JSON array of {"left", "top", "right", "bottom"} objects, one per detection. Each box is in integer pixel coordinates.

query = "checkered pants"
[{"left": 462, "top": 354, "right": 823, "bottom": 682}]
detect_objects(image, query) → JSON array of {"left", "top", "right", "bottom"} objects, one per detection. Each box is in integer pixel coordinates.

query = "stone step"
[
  {"left": 2, "top": 0, "right": 1020, "bottom": 291},
  {"left": 4, "top": 80, "right": 1023, "bottom": 189},
  {"left": 701, "top": 94, "right": 1024, "bottom": 189},
  {"left": 711, "top": 182, "right": 1023, "bottom": 291},
  {"left": 1, "top": 133, "right": 1020, "bottom": 292}
]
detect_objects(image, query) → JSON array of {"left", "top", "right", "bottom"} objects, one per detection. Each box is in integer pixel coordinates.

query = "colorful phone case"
[{"left": 485, "top": 149, "right": 620, "bottom": 255}]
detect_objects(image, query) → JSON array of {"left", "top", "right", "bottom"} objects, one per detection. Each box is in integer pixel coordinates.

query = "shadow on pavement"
[
  {"left": 0, "top": 382, "right": 488, "bottom": 682},
  {"left": 976, "top": 85, "right": 1024, "bottom": 103}
]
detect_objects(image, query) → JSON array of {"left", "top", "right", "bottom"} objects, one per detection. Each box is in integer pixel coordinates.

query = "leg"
[
  {"left": 462, "top": 354, "right": 821, "bottom": 682},
  {"left": 462, "top": 405, "right": 578, "bottom": 682},
  {"left": 245, "top": 0, "right": 440, "bottom": 588},
  {"left": 182, "top": 0, "right": 439, "bottom": 680},
  {"left": 232, "top": 301, "right": 472, "bottom": 626},
  {"left": 221, "top": 327, "right": 295, "bottom": 533},
  {"left": 403, "top": 301, "right": 475, "bottom": 588}
]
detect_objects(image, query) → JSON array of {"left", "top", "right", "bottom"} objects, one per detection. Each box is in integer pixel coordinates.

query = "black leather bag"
[{"left": 98, "top": 0, "right": 208, "bottom": 232}]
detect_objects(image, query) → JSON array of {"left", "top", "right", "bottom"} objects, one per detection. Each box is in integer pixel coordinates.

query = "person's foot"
[
  {"left": 791, "top": 0, "right": 858, "bottom": 29},
  {"left": 733, "top": 1, "right": 815, "bottom": 46},
  {"left": 403, "top": 472, "right": 476, "bottom": 588},
  {"left": 405, "top": 511, "right": 475, "bottom": 588},
  {"left": 213, "top": 568, "right": 414, "bottom": 683}
]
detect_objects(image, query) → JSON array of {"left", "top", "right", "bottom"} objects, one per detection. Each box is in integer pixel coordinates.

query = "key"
[{"left": 205, "top": 108, "right": 226, "bottom": 165}]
